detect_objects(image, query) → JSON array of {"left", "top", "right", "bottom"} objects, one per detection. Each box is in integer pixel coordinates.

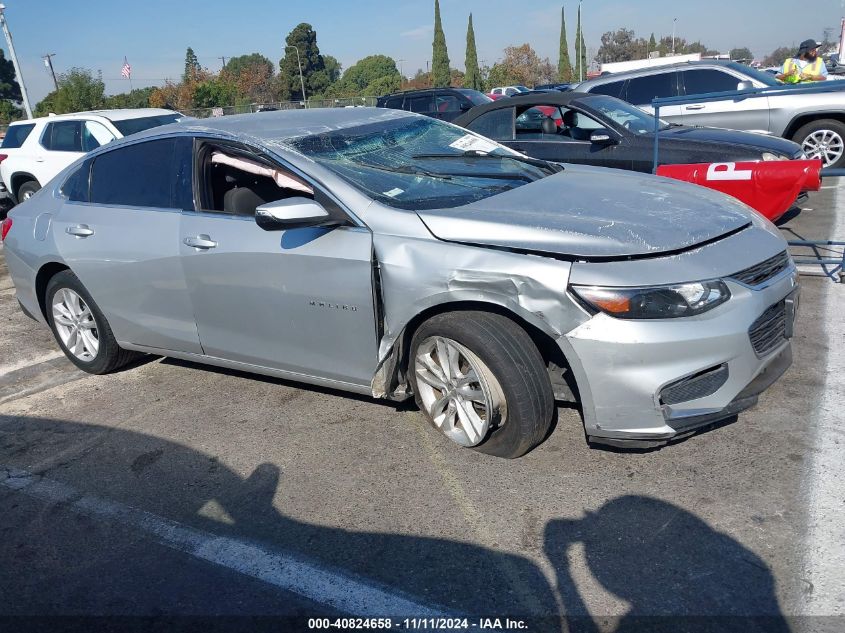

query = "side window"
[
  {"left": 90, "top": 139, "right": 175, "bottom": 208},
  {"left": 409, "top": 95, "right": 434, "bottom": 113},
  {"left": 465, "top": 109, "right": 514, "bottom": 141},
  {"left": 61, "top": 158, "right": 93, "bottom": 203},
  {"left": 682, "top": 69, "right": 742, "bottom": 96},
  {"left": 505, "top": 88, "right": 518, "bottom": 96},
  {"left": 81, "top": 121, "right": 116, "bottom": 152},
  {"left": 172, "top": 136, "right": 194, "bottom": 210},
  {"left": 492, "top": 88, "right": 502, "bottom": 95},
  {"left": 435, "top": 94, "right": 462, "bottom": 113},
  {"left": 588, "top": 80, "right": 626, "bottom": 99},
  {"left": 42, "top": 121, "right": 83, "bottom": 152},
  {"left": 199, "top": 142, "right": 315, "bottom": 217},
  {"left": 1, "top": 123, "right": 35, "bottom": 148},
  {"left": 516, "top": 106, "right": 562, "bottom": 135},
  {"left": 385, "top": 97, "right": 403, "bottom": 109},
  {"left": 625, "top": 72, "right": 678, "bottom": 105}
]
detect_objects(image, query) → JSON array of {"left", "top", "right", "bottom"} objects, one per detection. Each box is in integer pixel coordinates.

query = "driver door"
[{"left": 178, "top": 138, "right": 379, "bottom": 386}]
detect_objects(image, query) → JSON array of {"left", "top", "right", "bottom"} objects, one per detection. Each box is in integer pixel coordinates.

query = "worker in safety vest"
[{"left": 776, "top": 39, "right": 828, "bottom": 83}]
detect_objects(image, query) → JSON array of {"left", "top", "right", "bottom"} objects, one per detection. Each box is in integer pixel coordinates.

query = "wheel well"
[
  {"left": 399, "top": 301, "right": 580, "bottom": 402},
  {"left": 10, "top": 173, "right": 38, "bottom": 200},
  {"left": 784, "top": 113, "right": 845, "bottom": 140},
  {"left": 35, "top": 262, "right": 69, "bottom": 320}
]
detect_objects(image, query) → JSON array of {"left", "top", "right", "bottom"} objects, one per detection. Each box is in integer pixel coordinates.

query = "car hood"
[
  {"left": 416, "top": 164, "right": 754, "bottom": 259},
  {"left": 659, "top": 125, "right": 801, "bottom": 155}
]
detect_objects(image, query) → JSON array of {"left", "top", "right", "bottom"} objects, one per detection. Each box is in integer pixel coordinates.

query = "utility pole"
[
  {"left": 0, "top": 4, "right": 32, "bottom": 119},
  {"left": 286, "top": 46, "right": 307, "bottom": 108},
  {"left": 218, "top": 56, "right": 227, "bottom": 69},
  {"left": 42, "top": 53, "right": 58, "bottom": 91},
  {"left": 397, "top": 58, "right": 405, "bottom": 87},
  {"left": 672, "top": 18, "right": 677, "bottom": 55}
]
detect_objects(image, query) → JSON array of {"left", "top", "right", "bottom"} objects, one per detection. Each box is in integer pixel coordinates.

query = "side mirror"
[
  {"left": 737, "top": 80, "right": 754, "bottom": 92},
  {"left": 255, "top": 197, "right": 339, "bottom": 231},
  {"left": 460, "top": 102, "right": 473, "bottom": 111},
  {"left": 589, "top": 128, "right": 617, "bottom": 145}
]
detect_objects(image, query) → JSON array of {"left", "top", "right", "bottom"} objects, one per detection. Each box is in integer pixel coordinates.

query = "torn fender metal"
[{"left": 369, "top": 234, "right": 590, "bottom": 399}]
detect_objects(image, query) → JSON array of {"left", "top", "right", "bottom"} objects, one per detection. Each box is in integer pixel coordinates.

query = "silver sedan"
[{"left": 0, "top": 108, "right": 799, "bottom": 457}]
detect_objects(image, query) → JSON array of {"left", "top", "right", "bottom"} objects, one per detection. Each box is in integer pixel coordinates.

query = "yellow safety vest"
[{"left": 782, "top": 57, "right": 823, "bottom": 83}]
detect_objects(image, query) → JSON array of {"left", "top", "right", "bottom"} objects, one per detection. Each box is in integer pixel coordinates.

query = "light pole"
[
  {"left": 672, "top": 18, "right": 677, "bottom": 55},
  {"left": 286, "top": 45, "right": 307, "bottom": 108},
  {"left": 0, "top": 4, "right": 32, "bottom": 119}
]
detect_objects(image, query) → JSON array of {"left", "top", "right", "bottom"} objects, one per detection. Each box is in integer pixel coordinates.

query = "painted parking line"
[{"left": 0, "top": 466, "right": 451, "bottom": 618}]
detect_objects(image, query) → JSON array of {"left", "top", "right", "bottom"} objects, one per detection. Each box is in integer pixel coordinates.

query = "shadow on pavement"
[{"left": 0, "top": 416, "right": 789, "bottom": 632}]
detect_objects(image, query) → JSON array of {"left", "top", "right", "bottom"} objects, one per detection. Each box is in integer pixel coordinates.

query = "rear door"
[
  {"left": 678, "top": 68, "right": 771, "bottom": 133},
  {"left": 624, "top": 71, "right": 685, "bottom": 124},
  {"left": 178, "top": 139, "right": 379, "bottom": 386},
  {"left": 52, "top": 137, "right": 202, "bottom": 353}
]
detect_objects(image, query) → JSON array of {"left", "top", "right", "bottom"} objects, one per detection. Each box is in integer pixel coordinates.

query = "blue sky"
[{"left": 4, "top": 0, "right": 845, "bottom": 104}]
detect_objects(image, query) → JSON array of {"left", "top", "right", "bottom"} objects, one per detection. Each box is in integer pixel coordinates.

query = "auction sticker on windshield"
[{"left": 449, "top": 134, "right": 500, "bottom": 154}]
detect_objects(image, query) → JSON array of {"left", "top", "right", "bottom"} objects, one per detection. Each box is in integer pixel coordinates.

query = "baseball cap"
[{"left": 799, "top": 39, "right": 823, "bottom": 52}]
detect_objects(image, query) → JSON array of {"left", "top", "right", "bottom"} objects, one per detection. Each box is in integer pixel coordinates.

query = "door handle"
[
  {"left": 35, "top": 156, "right": 45, "bottom": 162},
  {"left": 184, "top": 235, "right": 218, "bottom": 250},
  {"left": 66, "top": 224, "right": 94, "bottom": 238},
  {"left": 685, "top": 105, "right": 706, "bottom": 111}
]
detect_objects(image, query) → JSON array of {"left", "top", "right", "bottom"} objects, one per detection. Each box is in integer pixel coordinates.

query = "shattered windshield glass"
[{"left": 286, "top": 116, "right": 553, "bottom": 210}]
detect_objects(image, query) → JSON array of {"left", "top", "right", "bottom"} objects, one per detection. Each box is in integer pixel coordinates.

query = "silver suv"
[{"left": 578, "top": 60, "right": 845, "bottom": 167}]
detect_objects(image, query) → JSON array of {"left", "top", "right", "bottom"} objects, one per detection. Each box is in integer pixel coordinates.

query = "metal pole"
[
  {"left": 0, "top": 5, "right": 32, "bottom": 119},
  {"left": 43, "top": 53, "right": 58, "bottom": 91},
  {"left": 218, "top": 56, "right": 227, "bottom": 69},
  {"left": 652, "top": 103, "right": 660, "bottom": 174},
  {"left": 672, "top": 18, "right": 677, "bottom": 55},
  {"left": 286, "top": 46, "right": 307, "bottom": 109}
]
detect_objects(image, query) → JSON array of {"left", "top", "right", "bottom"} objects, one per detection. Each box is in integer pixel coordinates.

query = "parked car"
[
  {"left": 454, "top": 91, "right": 805, "bottom": 175},
  {"left": 0, "top": 108, "right": 798, "bottom": 457},
  {"left": 0, "top": 109, "right": 185, "bottom": 204},
  {"left": 576, "top": 60, "right": 845, "bottom": 167},
  {"left": 489, "top": 85, "right": 531, "bottom": 98},
  {"left": 376, "top": 88, "right": 491, "bottom": 122}
]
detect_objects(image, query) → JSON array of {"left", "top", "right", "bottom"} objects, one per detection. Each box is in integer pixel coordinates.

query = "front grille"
[
  {"left": 749, "top": 301, "right": 787, "bottom": 357},
  {"left": 730, "top": 251, "right": 791, "bottom": 287},
  {"left": 660, "top": 364, "right": 730, "bottom": 406}
]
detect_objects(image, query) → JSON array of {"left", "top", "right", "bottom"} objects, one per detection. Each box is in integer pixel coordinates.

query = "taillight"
[
  {"left": 0, "top": 154, "right": 8, "bottom": 163},
  {"left": 0, "top": 217, "right": 12, "bottom": 242}
]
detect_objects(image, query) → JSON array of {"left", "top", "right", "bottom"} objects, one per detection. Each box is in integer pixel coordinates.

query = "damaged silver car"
[{"left": 1, "top": 108, "right": 799, "bottom": 457}]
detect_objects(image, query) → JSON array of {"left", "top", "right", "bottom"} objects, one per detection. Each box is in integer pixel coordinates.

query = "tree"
[
  {"left": 34, "top": 68, "right": 105, "bottom": 115},
  {"left": 192, "top": 78, "right": 238, "bottom": 108},
  {"left": 278, "top": 23, "right": 330, "bottom": 101},
  {"left": 103, "top": 87, "right": 155, "bottom": 109},
  {"left": 0, "top": 49, "right": 22, "bottom": 102},
  {"left": 763, "top": 46, "right": 794, "bottom": 67},
  {"left": 328, "top": 55, "right": 400, "bottom": 96},
  {"left": 223, "top": 53, "right": 275, "bottom": 102},
  {"left": 574, "top": 5, "right": 587, "bottom": 80},
  {"left": 485, "top": 44, "right": 552, "bottom": 88},
  {"left": 0, "top": 99, "right": 22, "bottom": 124},
  {"left": 558, "top": 7, "right": 573, "bottom": 82},
  {"left": 183, "top": 47, "right": 201, "bottom": 83},
  {"left": 323, "top": 56, "right": 342, "bottom": 84},
  {"left": 730, "top": 47, "right": 754, "bottom": 63},
  {"left": 648, "top": 33, "right": 657, "bottom": 56},
  {"left": 464, "top": 13, "right": 483, "bottom": 90},
  {"left": 596, "top": 28, "right": 645, "bottom": 64},
  {"left": 431, "top": 0, "right": 450, "bottom": 87}
]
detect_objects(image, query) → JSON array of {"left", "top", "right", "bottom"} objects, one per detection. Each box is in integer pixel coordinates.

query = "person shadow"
[{"left": 544, "top": 496, "right": 791, "bottom": 633}]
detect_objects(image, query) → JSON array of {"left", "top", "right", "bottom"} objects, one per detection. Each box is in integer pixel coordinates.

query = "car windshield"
[
  {"left": 286, "top": 116, "right": 551, "bottom": 210},
  {"left": 458, "top": 89, "right": 494, "bottom": 106},
  {"left": 108, "top": 113, "right": 183, "bottom": 137},
  {"left": 579, "top": 95, "right": 670, "bottom": 133},
  {"left": 725, "top": 62, "right": 781, "bottom": 87}
]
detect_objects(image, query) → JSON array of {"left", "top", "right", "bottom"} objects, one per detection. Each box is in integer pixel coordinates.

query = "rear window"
[
  {"left": 90, "top": 139, "right": 176, "bottom": 208},
  {"left": 1, "top": 123, "right": 35, "bottom": 148},
  {"left": 625, "top": 72, "right": 679, "bottom": 105},
  {"left": 61, "top": 158, "right": 93, "bottom": 203},
  {"left": 108, "top": 113, "right": 182, "bottom": 137},
  {"left": 42, "top": 121, "right": 83, "bottom": 152}
]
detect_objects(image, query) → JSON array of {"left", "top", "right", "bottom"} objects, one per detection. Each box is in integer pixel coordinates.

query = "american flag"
[{"left": 121, "top": 57, "right": 131, "bottom": 79}]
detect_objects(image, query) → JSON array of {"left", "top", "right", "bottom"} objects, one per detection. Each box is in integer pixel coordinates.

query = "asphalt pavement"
[{"left": 0, "top": 181, "right": 843, "bottom": 632}]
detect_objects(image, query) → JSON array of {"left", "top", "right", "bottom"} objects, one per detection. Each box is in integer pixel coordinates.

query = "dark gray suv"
[
  {"left": 578, "top": 60, "right": 845, "bottom": 167},
  {"left": 377, "top": 88, "right": 492, "bottom": 122}
]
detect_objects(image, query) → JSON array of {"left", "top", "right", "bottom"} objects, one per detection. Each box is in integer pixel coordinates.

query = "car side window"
[
  {"left": 1, "top": 123, "right": 35, "bottom": 148},
  {"left": 385, "top": 97, "right": 403, "bottom": 109},
  {"left": 61, "top": 158, "right": 94, "bottom": 203},
  {"left": 465, "top": 109, "right": 514, "bottom": 141},
  {"left": 197, "top": 141, "right": 315, "bottom": 217},
  {"left": 42, "top": 121, "right": 83, "bottom": 152},
  {"left": 436, "top": 94, "right": 462, "bottom": 113},
  {"left": 588, "top": 80, "right": 626, "bottom": 100},
  {"left": 625, "top": 72, "right": 678, "bottom": 105},
  {"left": 90, "top": 139, "right": 176, "bottom": 208},
  {"left": 505, "top": 88, "right": 518, "bottom": 96},
  {"left": 409, "top": 95, "right": 434, "bottom": 113},
  {"left": 682, "top": 69, "right": 743, "bottom": 95},
  {"left": 81, "top": 121, "right": 116, "bottom": 152}
]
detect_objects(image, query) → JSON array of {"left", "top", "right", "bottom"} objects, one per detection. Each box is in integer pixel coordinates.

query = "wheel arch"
[
  {"left": 783, "top": 112, "right": 845, "bottom": 140},
  {"left": 10, "top": 171, "right": 40, "bottom": 202},
  {"left": 35, "top": 261, "right": 70, "bottom": 320}
]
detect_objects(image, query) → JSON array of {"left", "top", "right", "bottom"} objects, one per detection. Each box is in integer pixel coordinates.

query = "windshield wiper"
[
  {"left": 412, "top": 150, "right": 564, "bottom": 173},
  {"left": 360, "top": 160, "right": 534, "bottom": 182}
]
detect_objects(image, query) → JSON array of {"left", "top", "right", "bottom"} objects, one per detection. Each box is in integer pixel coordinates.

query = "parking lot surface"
[{"left": 1, "top": 183, "right": 844, "bottom": 631}]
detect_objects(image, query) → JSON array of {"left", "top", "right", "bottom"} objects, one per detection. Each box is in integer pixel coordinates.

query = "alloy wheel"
[
  {"left": 414, "top": 336, "right": 504, "bottom": 447},
  {"left": 51, "top": 288, "right": 99, "bottom": 361},
  {"left": 802, "top": 129, "right": 845, "bottom": 167}
]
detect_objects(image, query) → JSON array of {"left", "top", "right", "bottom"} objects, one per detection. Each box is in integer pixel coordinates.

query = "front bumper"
[{"left": 559, "top": 267, "right": 799, "bottom": 446}]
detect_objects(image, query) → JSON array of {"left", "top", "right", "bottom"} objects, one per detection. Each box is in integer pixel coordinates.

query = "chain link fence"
[{"left": 183, "top": 96, "right": 378, "bottom": 119}]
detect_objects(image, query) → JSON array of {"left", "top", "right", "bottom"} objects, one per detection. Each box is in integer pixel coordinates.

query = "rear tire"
[
  {"left": 409, "top": 311, "right": 554, "bottom": 458},
  {"left": 45, "top": 270, "right": 138, "bottom": 374},
  {"left": 793, "top": 119, "right": 845, "bottom": 168},
  {"left": 16, "top": 180, "right": 41, "bottom": 203}
]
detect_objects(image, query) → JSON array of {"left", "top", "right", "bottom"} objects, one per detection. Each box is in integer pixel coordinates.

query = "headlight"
[
  {"left": 570, "top": 280, "right": 731, "bottom": 319},
  {"left": 761, "top": 152, "right": 783, "bottom": 161}
]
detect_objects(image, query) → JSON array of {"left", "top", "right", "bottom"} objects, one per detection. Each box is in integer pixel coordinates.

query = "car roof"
[
  {"left": 126, "top": 107, "right": 417, "bottom": 144},
  {"left": 580, "top": 60, "right": 745, "bottom": 85},
  {"left": 8, "top": 108, "right": 177, "bottom": 126}
]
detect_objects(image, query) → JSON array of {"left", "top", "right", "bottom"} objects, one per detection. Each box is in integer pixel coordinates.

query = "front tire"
[
  {"left": 17, "top": 180, "right": 41, "bottom": 203},
  {"left": 45, "top": 270, "right": 137, "bottom": 374},
  {"left": 409, "top": 311, "right": 554, "bottom": 458},
  {"left": 793, "top": 119, "right": 845, "bottom": 168}
]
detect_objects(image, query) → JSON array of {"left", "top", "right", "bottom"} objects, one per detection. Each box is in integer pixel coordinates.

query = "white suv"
[{"left": 0, "top": 109, "right": 183, "bottom": 203}]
